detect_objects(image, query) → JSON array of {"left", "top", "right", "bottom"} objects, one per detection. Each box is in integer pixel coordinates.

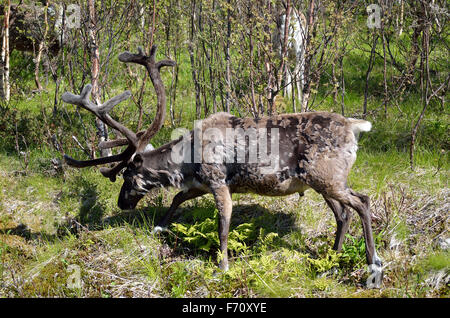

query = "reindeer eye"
[{"left": 132, "top": 154, "right": 143, "bottom": 168}]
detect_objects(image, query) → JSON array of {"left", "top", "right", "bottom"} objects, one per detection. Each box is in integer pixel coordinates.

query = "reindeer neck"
[{"left": 143, "top": 139, "right": 182, "bottom": 172}]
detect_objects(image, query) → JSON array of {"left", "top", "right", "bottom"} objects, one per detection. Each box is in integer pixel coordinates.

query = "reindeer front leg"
[
  {"left": 154, "top": 188, "right": 206, "bottom": 233},
  {"left": 211, "top": 185, "right": 233, "bottom": 271}
]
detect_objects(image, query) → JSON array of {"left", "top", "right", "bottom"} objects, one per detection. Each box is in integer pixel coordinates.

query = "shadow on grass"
[
  {"left": 82, "top": 197, "right": 300, "bottom": 263},
  {"left": 0, "top": 174, "right": 107, "bottom": 244},
  {"left": 100, "top": 201, "right": 298, "bottom": 238},
  {"left": 0, "top": 223, "right": 57, "bottom": 242},
  {"left": 1, "top": 188, "right": 304, "bottom": 266},
  {"left": 70, "top": 175, "right": 107, "bottom": 226}
]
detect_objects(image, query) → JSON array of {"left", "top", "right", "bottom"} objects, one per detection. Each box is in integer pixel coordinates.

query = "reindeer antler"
[
  {"left": 62, "top": 84, "right": 137, "bottom": 146},
  {"left": 62, "top": 44, "right": 175, "bottom": 182},
  {"left": 118, "top": 45, "right": 176, "bottom": 152}
]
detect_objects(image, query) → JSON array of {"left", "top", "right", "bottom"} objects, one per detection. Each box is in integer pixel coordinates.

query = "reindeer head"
[{"left": 62, "top": 45, "right": 175, "bottom": 210}]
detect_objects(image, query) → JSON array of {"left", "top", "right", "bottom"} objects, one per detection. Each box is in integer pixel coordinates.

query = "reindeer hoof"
[{"left": 366, "top": 263, "right": 383, "bottom": 289}]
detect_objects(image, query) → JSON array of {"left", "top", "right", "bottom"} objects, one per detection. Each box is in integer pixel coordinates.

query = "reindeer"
[{"left": 62, "top": 45, "right": 382, "bottom": 284}]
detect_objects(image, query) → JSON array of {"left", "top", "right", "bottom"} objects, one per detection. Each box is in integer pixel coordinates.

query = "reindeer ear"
[{"left": 131, "top": 154, "right": 143, "bottom": 168}]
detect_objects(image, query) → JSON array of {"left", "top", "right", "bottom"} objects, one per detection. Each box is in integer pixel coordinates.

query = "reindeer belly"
[
  {"left": 266, "top": 177, "right": 309, "bottom": 196},
  {"left": 230, "top": 174, "right": 309, "bottom": 197}
]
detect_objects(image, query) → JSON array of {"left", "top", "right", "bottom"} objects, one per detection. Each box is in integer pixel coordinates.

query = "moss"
[
  {"left": 418, "top": 251, "right": 450, "bottom": 272},
  {"left": 21, "top": 259, "right": 79, "bottom": 297}
]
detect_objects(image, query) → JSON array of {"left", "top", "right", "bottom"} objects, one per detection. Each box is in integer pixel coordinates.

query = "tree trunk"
[
  {"left": 277, "top": 0, "right": 291, "bottom": 91},
  {"left": 87, "top": 0, "right": 111, "bottom": 157},
  {"left": 300, "top": 0, "right": 315, "bottom": 112},
  {"left": 363, "top": 32, "right": 378, "bottom": 118},
  {"left": 381, "top": 1, "right": 388, "bottom": 118},
  {"left": 340, "top": 56, "right": 345, "bottom": 116},
  {"left": 1, "top": 0, "right": 11, "bottom": 101},
  {"left": 224, "top": 0, "right": 231, "bottom": 113},
  {"left": 398, "top": 0, "right": 404, "bottom": 36},
  {"left": 35, "top": 1, "right": 49, "bottom": 92},
  {"left": 382, "top": 33, "right": 388, "bottom": 117},
  {"left": 188, "top": 1, "right": 201, "bottom": 119},
  {"left": 410, "top": 11, "right": 429, "bottom": 170},
  {"left": 248, "top": 22, "right": 258, "bottom": 118}
]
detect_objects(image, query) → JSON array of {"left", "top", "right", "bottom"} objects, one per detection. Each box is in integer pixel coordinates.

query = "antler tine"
[
  {"left": 62, "top": 84, "right": 138, "bottom": 147},
  {"left": 63, "top": 151, "right": 129, "bottom": 168},
  {"left": 118, "top": 45, "right": 176, "bottom": 68},
  {"left": 118, "top": 46, "right": 148, "bottom": 66},
  {"left": 99, "top": 131, "right": 146, "bottom": 150},
  {"left": 99, "top": 160, "right": 128, "bottom": 182},
  {"left": 97, "top": 145, "right": 135, "bottom": 182},
  {"left": 61, "top": 84, "right": 95, "bottom": 110},
  {"left": 98, "top": 138, "right": 129, "bottom": 150},
  {"left": 99, "top": 90, "right": 132, "bottom": 114}
]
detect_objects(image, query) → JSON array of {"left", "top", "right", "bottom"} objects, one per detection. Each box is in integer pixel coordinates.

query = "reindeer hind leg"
[{"left": 323, "top": 195, "right": 353, "bottom": 252}]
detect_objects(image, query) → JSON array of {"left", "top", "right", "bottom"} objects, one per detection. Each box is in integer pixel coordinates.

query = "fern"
[{"left": 171, "top": 210, "right": 258, "bottom": 254}]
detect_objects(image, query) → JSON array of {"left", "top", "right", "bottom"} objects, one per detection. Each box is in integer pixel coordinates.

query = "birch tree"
[{"left": 1, "top": 0, "right": 10, "bottom": 101}]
